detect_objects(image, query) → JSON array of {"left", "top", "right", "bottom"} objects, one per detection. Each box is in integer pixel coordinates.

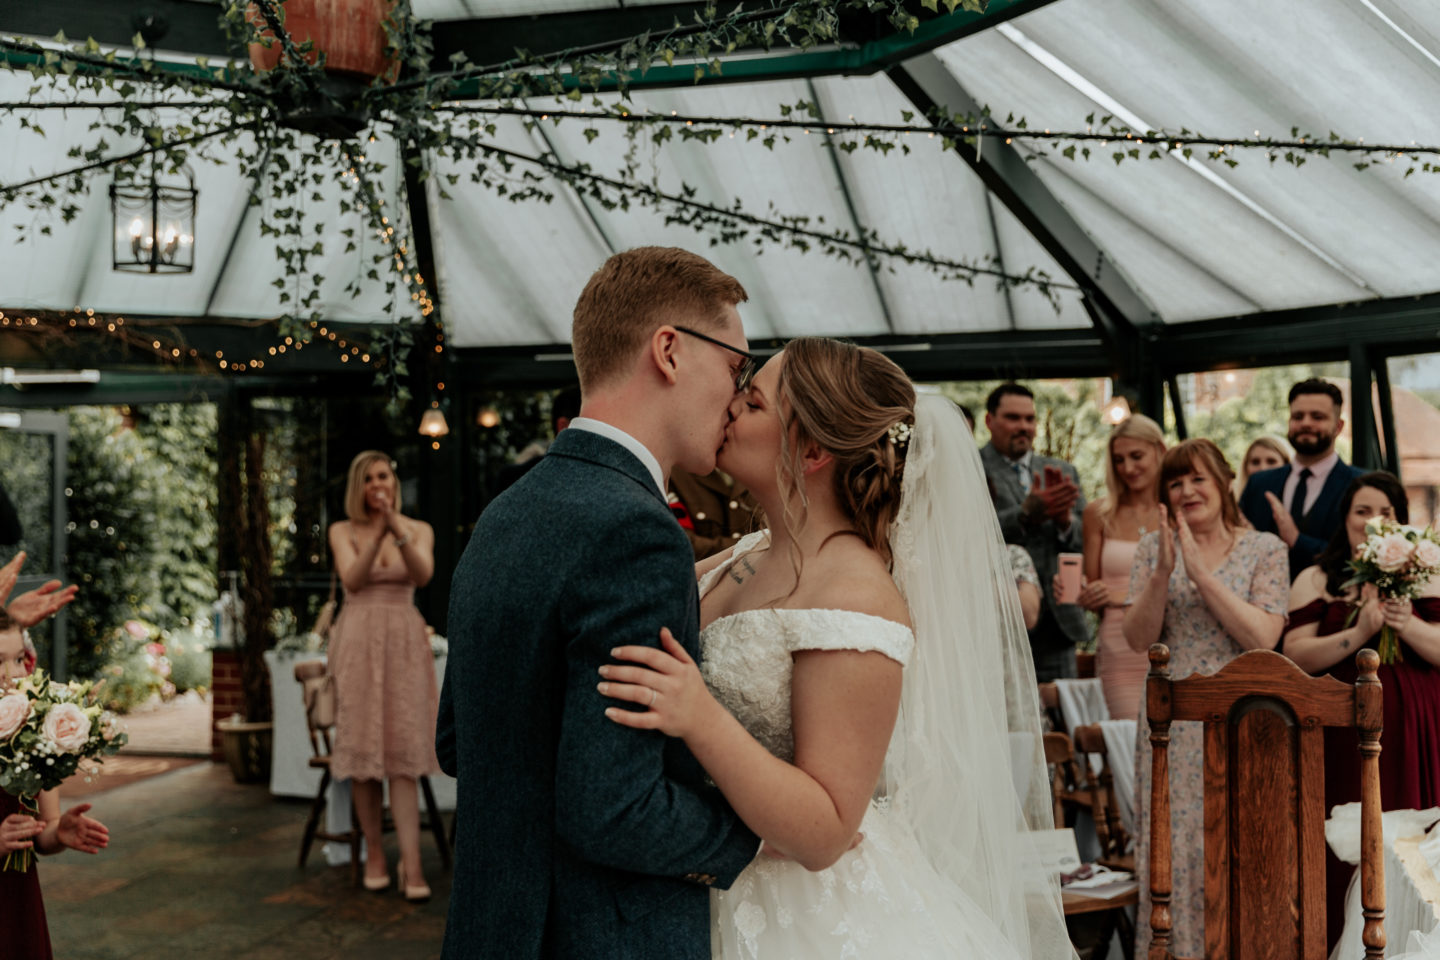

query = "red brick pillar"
[{"left": 210, "top": 649, "right": 245, "bottom": 761}]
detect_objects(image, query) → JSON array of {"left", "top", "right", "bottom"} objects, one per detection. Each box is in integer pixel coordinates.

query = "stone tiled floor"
[
  {"left": 114, "top": 692, "right": 213, "bottom": 757},
  {"left": 42, "top": 763, "right": 450, "bottom": 959}
]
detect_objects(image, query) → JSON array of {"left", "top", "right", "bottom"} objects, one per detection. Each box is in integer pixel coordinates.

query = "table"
[
  {"left": 1330, "top": 808, "right": 1440, "bottom": 960},
  {"left": 265, "top": 650, "right": 456, "bottom": 865}
]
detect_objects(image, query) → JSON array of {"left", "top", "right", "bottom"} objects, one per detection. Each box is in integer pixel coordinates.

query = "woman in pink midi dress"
[{"left": 328, "top": 450, "right": 439, "bottom": 901}]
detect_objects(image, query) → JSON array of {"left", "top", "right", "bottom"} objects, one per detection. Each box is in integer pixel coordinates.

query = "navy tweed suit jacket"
[
  {"left": 1238, "top": 458, "right": 1365, "bottom": 581},
  {"left": 436, "top": 427, "right": 758, "bottom": 960}
]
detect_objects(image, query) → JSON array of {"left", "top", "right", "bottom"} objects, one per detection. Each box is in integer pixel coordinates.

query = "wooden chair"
[
  {"left": 295, "top": 660, "right": 362, "bottom": 885},
  {"left": 1044, "top": 730, "right": 1093, "bottom": 828},
  {"left": 1074, "top": 722, "right": 1133, "bottom": 872},
  {"left": 1144, "top": 644, "right": 1385, "bottom": 960},
  {"left": 294, "top": 662, "right": 453, "bottom": 883},
  {"left": 1048, "top": 729, "right": 1138, "bottom": 960},
  {"left": 1040, "top": 681, "right": 1064, "bottom": 732}
]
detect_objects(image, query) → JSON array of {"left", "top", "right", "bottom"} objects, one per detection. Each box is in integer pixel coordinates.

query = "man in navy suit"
[
  {"left": 1239, "top": 378, "right": 1365, "bottom": 581},
  {"left": 438, "top": 248, "right": 761, "bottom": 960}
]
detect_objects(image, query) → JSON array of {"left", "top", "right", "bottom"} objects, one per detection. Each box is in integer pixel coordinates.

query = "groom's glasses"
[{"left": 674, "top": 325, "right": 759, "bottom": 394}]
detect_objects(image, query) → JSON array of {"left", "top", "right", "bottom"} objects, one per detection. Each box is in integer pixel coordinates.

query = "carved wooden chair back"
[
  {"left": 1144, "top": 644, "right": 1384, "bottom": 960},
  {"left": 1073, "top": 722, "right": 1130, "bottom": 865},
  {"left": 1043, "top": 730, "right": 1092, "bottom": 830},
  {"left": 1039, "top": 681, "right": 1064, "bottom": 732}
]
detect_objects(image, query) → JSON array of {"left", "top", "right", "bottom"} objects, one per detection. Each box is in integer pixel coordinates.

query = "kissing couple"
[{"left": 437, "top": 247, "right": 1074, "bottom": 959}]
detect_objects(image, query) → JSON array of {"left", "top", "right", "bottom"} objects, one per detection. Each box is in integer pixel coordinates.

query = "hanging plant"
[{"left": 1, "top": 0, "right": 1437, "bottom": 397}]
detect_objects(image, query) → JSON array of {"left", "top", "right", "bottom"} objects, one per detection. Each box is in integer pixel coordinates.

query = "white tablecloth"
[
  {"left": 265, "top": 650, "right": 456, "bottom": 865},
  {"left": 1054, "top": 678, "right": 1110, "bottom": 733},
  {"left": 1330, "top": 807, "right": 1440, "bottom": 960},
  {"left": 1098, "top": 719, "right": 1137, "bottom": 838}
]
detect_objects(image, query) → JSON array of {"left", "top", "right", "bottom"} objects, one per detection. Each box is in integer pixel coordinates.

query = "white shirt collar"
[
  {"left": 1299, "top": 451, "right": 1340, "bottom": 482},
  {"left": 566, "top": 418, "right": 666, "bottom": 498}
]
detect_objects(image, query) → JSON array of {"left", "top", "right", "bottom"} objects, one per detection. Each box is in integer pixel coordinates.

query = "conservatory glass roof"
[{"left": 2, "top": 0, "right": 1439, "bottom": 352}]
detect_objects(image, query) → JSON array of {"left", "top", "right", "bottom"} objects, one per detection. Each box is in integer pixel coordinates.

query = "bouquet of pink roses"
[
  {"left": 1344, "top": 517, "right": 1440, "bottom": 664},
  {"left": 0, "top": 669, "right": 125, "bottom": 871}
]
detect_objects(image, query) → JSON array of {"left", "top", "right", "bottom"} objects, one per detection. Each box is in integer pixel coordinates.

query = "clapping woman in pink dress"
[
  {"left": 327, "top": 452, "right": 440, "bottom": 901},
  {"left": 1074, "top": 414, "right": 1165, "bottom": 720}
]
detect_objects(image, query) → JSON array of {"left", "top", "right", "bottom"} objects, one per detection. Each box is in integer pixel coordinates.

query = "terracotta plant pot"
[
  {"left": 246, "top": 0, "right": 398, "bottom": 80},
  {"left": 216, "top": 718, "right": 274, "bottom": 784}
]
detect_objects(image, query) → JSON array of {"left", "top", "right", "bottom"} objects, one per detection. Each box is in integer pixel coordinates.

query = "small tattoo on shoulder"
[{"left": 727, "top": 556, "right": 757, "bottom": 584}]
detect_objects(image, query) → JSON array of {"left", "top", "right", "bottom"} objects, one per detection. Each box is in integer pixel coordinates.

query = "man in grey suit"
[
  {"left": 437, "top": 248, "right": 760, "bottom": 959},
  {"left": 979, "top": 383, "right": 1088, "bottom": 680}
]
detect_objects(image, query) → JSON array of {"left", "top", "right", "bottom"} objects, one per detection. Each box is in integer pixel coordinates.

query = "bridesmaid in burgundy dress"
[
  {"left": 1281, "top": 471, "right": 1440, "bottom": 951},
  {"left": 0, "top": 611, "right": 111, "bottom": 960}
]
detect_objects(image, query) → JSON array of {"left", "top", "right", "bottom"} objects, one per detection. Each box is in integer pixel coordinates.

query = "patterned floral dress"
[{"left": 1128, "top": 528, "right": 1290, "bottom": 957}]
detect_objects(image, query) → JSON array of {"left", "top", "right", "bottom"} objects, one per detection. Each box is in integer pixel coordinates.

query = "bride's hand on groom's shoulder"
[{"left": 598, "top": 628, "right": 715, "bottom": 739}]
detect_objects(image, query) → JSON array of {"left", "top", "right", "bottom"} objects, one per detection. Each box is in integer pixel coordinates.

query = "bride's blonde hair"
[{"left": 774, "top": 337, "right": 916, "bottom": 567}]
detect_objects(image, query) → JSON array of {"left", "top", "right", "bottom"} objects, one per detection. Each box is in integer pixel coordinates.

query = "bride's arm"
[
  {"left": 601, "top": 579, "right": 903, "bottom": 872},
  {"left": 604, "top": 634, "right": 899, "bottom": 872}
]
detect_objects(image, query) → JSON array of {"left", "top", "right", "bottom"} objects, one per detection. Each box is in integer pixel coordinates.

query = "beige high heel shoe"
[
  {"left": 397, "top": 863, "right": 431, "bottom": 903},
  {"left": 363, "top": 868, "right": 391, "bottom": 892}
]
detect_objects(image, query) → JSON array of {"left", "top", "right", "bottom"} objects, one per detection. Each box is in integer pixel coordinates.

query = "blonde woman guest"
[
  {"left": 1070, "top": 414, "right": 1165, "bottom": 720},
  {"left": 1236, "top": 436, "right": 1291, "bottom": 499},
  {"left": 1123, "top": 439, "right": 1289, "bottom": 956},
  {"left": 328, "top": 451, "right": 439, "bottom": 900}
]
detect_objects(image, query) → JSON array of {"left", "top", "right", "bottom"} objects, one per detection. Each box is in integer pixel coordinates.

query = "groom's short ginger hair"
[{"left": 571, "top": 247, "right": 748, "bottom": 391}]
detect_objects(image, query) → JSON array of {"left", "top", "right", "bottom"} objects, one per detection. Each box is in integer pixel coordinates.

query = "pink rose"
[
  {"left": 0, "top": 693, "right": 30, "bottom": 739},
  {"left": 1373, "top": 533, "right": 1417, "bottom": 573},
  {"left": 124, "top": 621, "right": 148, "bottom": 640},
  {"left": 43, "top": 702, "right": 91, "bottom": 753},
  {"left": 1415, "top": 540, "right": 1440, "bottom": 571}
]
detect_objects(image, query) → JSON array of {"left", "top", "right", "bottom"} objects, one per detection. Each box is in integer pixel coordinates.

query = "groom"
[{"left": 437, "top": 247, "right": 761, "bottom": 959}]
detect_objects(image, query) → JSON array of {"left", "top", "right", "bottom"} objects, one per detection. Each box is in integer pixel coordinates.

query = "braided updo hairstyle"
[{"left": 775, "top": 337, "right": 916, "bottom": 567}]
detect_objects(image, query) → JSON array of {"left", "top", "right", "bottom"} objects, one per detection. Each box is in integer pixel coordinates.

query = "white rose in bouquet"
[
  {"left": 1373, "top": 533, "right": 1417, "bottom": 573},
  {"left": 43, "top": 702, "right": 92, "bottom": 752},
  {"left": 1415, "top": 539, "right": 1440, "bottom": 571},
  {"left": 0, "top": 693, "right": 30, "bottom": 739}
]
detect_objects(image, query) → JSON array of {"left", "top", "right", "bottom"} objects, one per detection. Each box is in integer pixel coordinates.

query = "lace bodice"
[{"left": 697, "top": 531, "right": 914, "bottom": 762}]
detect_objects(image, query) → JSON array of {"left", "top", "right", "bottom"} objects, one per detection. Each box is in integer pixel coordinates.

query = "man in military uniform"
[{"left": 667, "top": 468, "right": 762, "bottom": 561}]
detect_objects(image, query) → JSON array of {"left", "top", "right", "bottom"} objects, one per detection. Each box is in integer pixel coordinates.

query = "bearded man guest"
[
  {"left": 1239, "top": 378, "right": 1365, "bottom": 582},
  {"left": 979, "top": 383, "right": 1087, "bottom": 680}
]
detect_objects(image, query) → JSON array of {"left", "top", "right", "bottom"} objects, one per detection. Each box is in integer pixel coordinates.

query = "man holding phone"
[{"left": 979, "top": 383, "right": 1088, "bottom": 680}]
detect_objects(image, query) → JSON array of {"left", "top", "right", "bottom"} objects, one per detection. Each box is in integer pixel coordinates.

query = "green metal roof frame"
[{"left": 2, "top": 0, "right": 1439, "bottom": 423}]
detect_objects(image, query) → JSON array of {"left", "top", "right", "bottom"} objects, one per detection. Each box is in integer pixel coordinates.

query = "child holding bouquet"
[
  {"left": 1282, "top": 471, "right": 1440, "bottom": 949},
  {"left": 0, "top": 608, "right": 114, "bottom": 960}
]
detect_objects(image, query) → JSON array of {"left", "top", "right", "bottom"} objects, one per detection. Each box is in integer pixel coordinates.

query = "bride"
[{"left": 597, "top": 337, "right": 1074, "bottom": 959}]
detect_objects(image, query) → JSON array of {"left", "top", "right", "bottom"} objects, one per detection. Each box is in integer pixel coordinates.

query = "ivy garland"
[{"left": 1, "top": 0, "right": 1437, "bottom": 399}]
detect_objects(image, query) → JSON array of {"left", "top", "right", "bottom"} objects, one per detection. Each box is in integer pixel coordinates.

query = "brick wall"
[{"left": 210, "top": 649, "right": 244, "bottom": 761}]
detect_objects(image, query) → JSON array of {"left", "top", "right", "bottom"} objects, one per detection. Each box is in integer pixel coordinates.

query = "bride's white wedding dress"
[{"left": 700, "top": 530, "right": 1025, "bottom": 960}]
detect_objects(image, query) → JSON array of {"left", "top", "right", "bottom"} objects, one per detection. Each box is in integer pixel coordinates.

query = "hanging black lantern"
[{"left": 109, "top": 159, "right": 198, "bottom": 274}]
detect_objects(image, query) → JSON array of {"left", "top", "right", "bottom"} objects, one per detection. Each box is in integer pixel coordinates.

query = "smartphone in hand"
[{"left": 1056, "top": 553, "right": 1083, "bottom": 604}]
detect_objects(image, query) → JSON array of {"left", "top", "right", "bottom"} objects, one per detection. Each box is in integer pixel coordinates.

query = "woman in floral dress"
[{"left": 1123, "top": 439, "right": 1289, "bottom": 956}]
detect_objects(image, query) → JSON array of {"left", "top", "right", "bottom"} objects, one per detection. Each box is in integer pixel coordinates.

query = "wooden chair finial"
[{"left": 1148, "top": 642, "right": 1170, "bottom": 671}]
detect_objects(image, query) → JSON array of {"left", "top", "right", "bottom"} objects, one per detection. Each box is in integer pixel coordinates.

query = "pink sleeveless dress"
[
  {"left": 329, "top": 562, "right": 440, "bottom": 781},
  {"left": 1096, "top": 537, "right": 1148, "bottom": 721}
]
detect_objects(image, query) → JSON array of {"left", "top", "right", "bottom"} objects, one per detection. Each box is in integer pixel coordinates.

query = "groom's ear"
[
  {"left": 650, "top": 326, "right": 681, "bottom": 386},
  {"left": 800, "top": 442, "right": 833, "bottom": 476}
]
